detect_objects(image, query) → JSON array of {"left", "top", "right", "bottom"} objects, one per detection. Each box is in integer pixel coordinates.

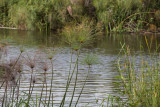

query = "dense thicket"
[{"left": 0, "top": 0, "right": 160, "bottom": 32}]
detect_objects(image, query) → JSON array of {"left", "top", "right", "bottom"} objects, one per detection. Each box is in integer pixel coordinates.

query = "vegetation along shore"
[
  {"left": 0, "top": 0, "right": 160, "bottom": 33},
  {"left": 0, "top": 0, "right": 160, "bottom": 107}
]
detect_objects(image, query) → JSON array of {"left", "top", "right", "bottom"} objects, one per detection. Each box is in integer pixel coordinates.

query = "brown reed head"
[
  {"left": 26, "top": 59, "right": 35, "bottom": 69},
  {"left": 0, "top": 64, "right": 16, "bottom": 86},
  {"left": 40, "top": 62, "right": 49, "bottom": 72},
  {"left": 24, "top": 51, "right": 41, "bottom": 70},
  {"left": 9, "top": 59, "right": 22, "bottom": 73}
]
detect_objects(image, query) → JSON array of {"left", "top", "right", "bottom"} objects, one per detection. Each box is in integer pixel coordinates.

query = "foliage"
[
  {"left": 104, "top": 42, "right": 160, "bottom": 107},
  {"left": 0, "top": 0, "right": 160, "bottom": 32},
  {"left": 0, "top": 0, "right": 71, "bottom": 30},
  {"left": 61, "top": 17, "right": 101, "bottom": 50},
  {"left": 93, "top": 0, "right": 160, "bottom": 32},
  {"left": 81, "top": 53, "right": 100, "bottom": 65}
]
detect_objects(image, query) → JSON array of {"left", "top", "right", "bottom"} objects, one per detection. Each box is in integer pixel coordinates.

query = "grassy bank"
[{"left": 0, "top": 0, "right": 160, "bottom": 33}]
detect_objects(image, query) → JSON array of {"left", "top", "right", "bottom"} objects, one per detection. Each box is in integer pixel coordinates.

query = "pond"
[{"left": 0, "top": 29, "right": 159, "bottom": 106}]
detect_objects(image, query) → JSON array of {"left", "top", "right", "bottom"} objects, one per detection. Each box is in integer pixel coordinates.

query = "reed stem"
[
  {"left": 60, "top": 50, "right": 80, "bottom": 107},
  {"left": 75, "top": 65, "right": 90, "bottom": 107},
  {"left": 69, "top": 51, "right": 79, "bottom": 106},
  {"left": 48, "top": 59, "right": 54, "bottom": 106}
]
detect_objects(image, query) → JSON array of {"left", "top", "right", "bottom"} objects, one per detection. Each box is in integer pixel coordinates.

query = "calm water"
[{"left": 0, "top": 29, "right": 159, "bottom": 106}]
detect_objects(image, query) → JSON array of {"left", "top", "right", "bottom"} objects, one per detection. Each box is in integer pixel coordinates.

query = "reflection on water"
[{"left": 0, "top": 29, "right": 160, "bottom": 106}]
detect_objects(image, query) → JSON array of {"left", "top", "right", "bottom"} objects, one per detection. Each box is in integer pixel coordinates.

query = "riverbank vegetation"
[
  {"left": 102, "top": 38, "right": 160, "bottom": 106},
  {"left": 0, "top": 0, "right": 160, "bottom": 33}
]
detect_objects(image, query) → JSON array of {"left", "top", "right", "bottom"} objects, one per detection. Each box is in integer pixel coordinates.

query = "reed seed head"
[
  {"left": 47, "top": 49, "right": 56, "bottom": 60},
  {"left": 41, "top": 62, "right": 49, "bottom": 72},
  {"left": 0, "top": 64, "right": 17, "bottom": 86},
  {"left": 20, "top": 46, "right": 24, "bottom": 53},
  {"left": 25, "top": 56, "right": 37, "bottom": 69},
  {"left": 27, "top": 61, "right": 35, "bottom": 69}
]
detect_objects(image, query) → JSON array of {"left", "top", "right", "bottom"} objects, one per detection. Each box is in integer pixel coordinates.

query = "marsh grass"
[
  {"left": 1, "top": 0, "right": 160, "bottom": 33},
  {"left": 74, "top": 53, "right": 100, "bottom": 106},
  {"left": 93, "top": 0, "right": 142, "bottom": 32},
  {"left": 93, "top": 0, "right": 160, "bottom": 32},
  {"left": 104, "top": 39, "right": 160, "bottom": 106},
  {"left": 59, "top": 19, "right": 102, "bottom": 106},
  {"left": 39, "top": 62, "right": 49, "bottom": 107},
  {"left": 62, "top": 17, "right": 103, "bottom": 50},
  {"left": 0, "top": 0, "right": 71, "bottom": 30}
]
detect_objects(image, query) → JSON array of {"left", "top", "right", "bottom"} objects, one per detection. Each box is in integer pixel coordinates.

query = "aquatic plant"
[
  {"left": 92, "top": 0, "right": 160, "bottom": 32},
  {"left": 62, "top": 17, "right": 99, "bottom": 50},
  {"left": 103, "top": 41, "right": 160, "bottom": 106},
  {"left": 0, "top": 52, "right": 23, "bottom": 107},
  {"left": 0, "top": 30, "right": 98, "bottom": 107},
  {"left": 1, "top": 0, "right": 160, "bottom": 32},
  {"left": 39, "top": 62, "right": 49, "bottom": 107},
  {"left": 48, "top": 55, "right": 55, "bottom": 106},
  {"left": 23, "top": 54, "right": 38, "bottom": 106},
  {"left": 93, "top": 0, "right": 141, "bottom": 32},
  {"left": 60, "top": 17, "right": 102, "bottom": 105},
  {"left": 60, "top": 49, "right": 80, "bottom": 107},
  {"left": 0, "top": 42, "right": 97, "bottom": 107},
  {"left": 74, "top": 53, "right": 100, "bottom": 106},
  {"left": 81, "top": 53, "right": 100, "bottom": 66}
]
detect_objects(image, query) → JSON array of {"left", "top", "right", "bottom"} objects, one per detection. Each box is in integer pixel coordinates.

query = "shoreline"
[{"left": 0, "top": 26, "right": 160, "bottom": 35}]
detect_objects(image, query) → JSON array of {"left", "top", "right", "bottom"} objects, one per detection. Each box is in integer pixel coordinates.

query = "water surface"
[{"left": 0, "top": 29, "right": 159, "bottom": 106}]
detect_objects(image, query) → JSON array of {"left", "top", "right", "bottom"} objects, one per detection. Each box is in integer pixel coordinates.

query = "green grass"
[
  {"left": 103, "top": 40, "right": 160, "bottom": 107},
  {"left": 92, "top": 0, "right": 160, "bottom": 32}
]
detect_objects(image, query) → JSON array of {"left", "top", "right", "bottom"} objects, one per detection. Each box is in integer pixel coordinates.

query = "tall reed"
[
  {"left": 0, "top": 23, "right": 100, "bottom": 107},
  {"left": 75, "top": 53, "right": 99, "bottom": 106},
  {"left": 39, "top": 62, "right": 49, "bottom": 107},
  {"left": 69, "top": 50, "right": 80, "bottom": 107},
  {"left": 48, "top": 57, "right": 54, "bottom": 106},
  {"left": 110, "top": 41, "right": 160, "bottom": 106}
]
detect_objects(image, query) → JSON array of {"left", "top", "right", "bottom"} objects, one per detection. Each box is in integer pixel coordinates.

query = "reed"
[
  {"left": 75, "top": 53, "right": 99, "bottom": 106},
  {"left": 69, "top": 50, "right": 80, "bottom": 107},
  {"left": 25, "top": 56, "right": 36, "bottom": 106},
  {"left": 60, "top": 50, "right": 80, "bottom": 107},
  {"left": 39, "top": 62, "right": 49, "bottom": 107},
  {"left": 104, "top": 41, "right": 160, "bottom": 106},
  {"left": 1, "top": 0, "right": 160, "bottom": 32},
  {"left": 10, "top": 53, "right": 23, "bottom": 107},
  {"left": 93, "top": 0, "right": 160, "bottom": 33},
  {"left": 47, "top": 58, "right": 54, "bottom": 106},
  {"left": 0, "top": 28, "right": 98, "bottom": 107}
]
